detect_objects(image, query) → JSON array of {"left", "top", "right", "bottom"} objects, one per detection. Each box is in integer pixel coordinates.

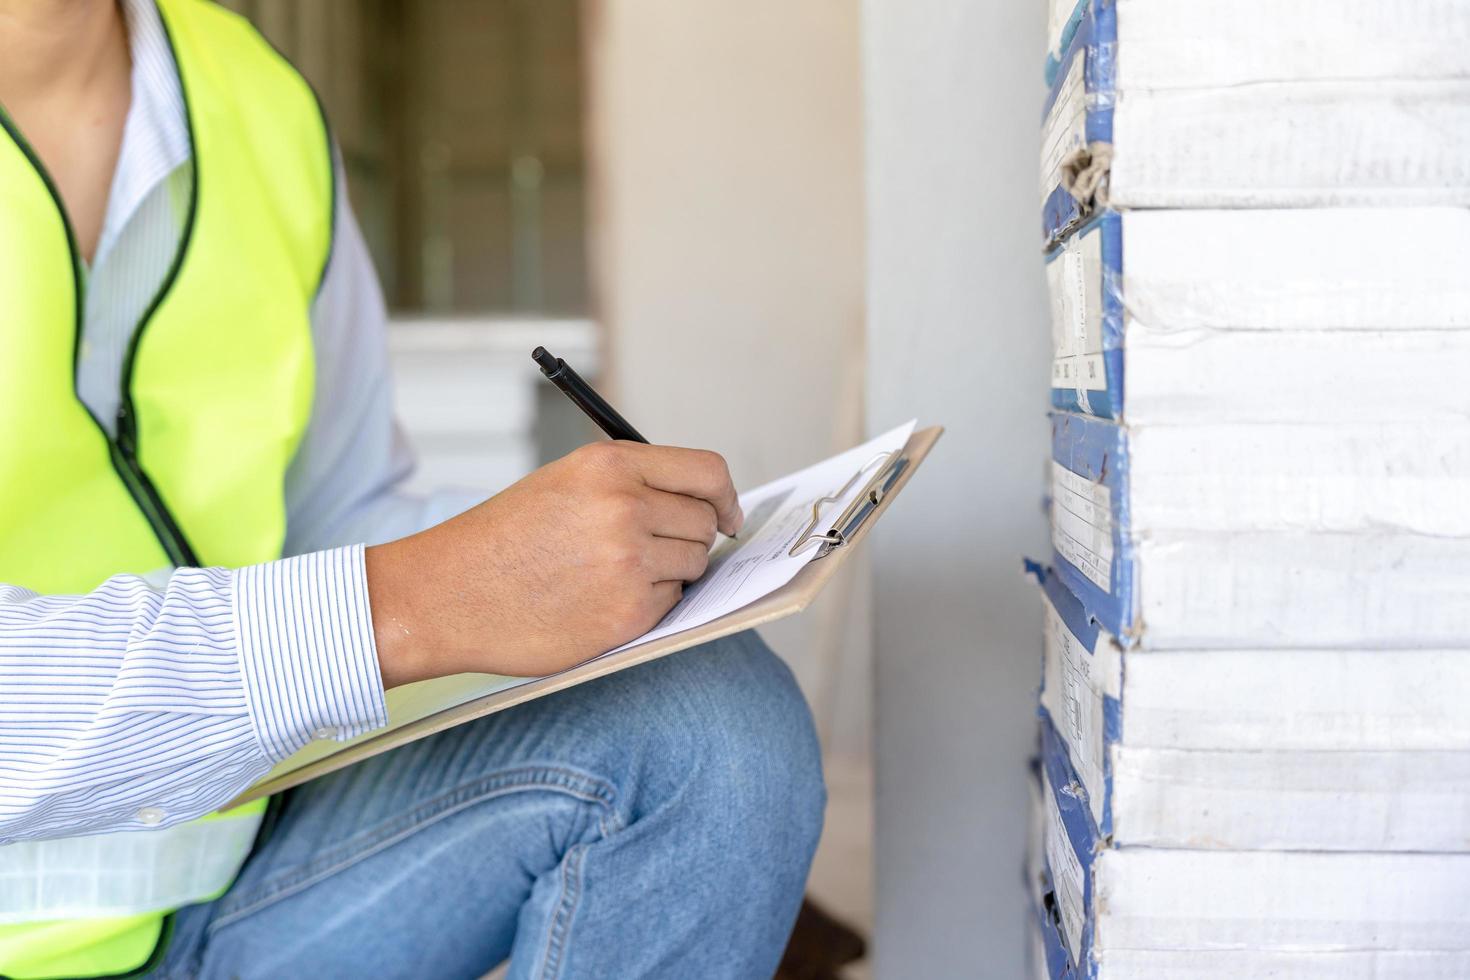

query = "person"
[{"left": 0, "top": 1, "right": 826, "bottom": 976}]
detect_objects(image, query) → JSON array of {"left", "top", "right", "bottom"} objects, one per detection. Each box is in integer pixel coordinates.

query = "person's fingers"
[
  {"left": 649, "top": 580, "right": 684, "bottom": 619},
  {"left": 643, "top": 488, "right": 719, "bottom": 547},
  {"left": 646, "top": 536, "right": 711, "bottom": 584},
  {"left": 620, "top": 444, "right": 743, "bottom": 536}
]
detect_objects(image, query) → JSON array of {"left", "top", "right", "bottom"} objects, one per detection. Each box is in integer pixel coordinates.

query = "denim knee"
[{"left": 651, "top": 631, "right": 827, "bottom": 866}]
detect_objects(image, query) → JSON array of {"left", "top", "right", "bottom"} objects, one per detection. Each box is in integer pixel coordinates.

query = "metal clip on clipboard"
[{"left": 789, "top": 448, "right": 911, "bottom": 560}]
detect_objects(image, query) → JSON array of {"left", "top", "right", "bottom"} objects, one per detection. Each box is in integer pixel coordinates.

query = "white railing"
[{"left": 388, "top": 316, "right": 599, "bottom": 495}]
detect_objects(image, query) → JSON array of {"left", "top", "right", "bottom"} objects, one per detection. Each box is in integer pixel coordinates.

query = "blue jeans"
[{"left": 149, "top": 631, "right": 824, "bottom": 979}]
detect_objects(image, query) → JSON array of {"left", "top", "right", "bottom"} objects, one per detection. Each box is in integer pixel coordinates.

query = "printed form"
[{"left": 611, "top": 418, "right": 916, "bottom": 652}]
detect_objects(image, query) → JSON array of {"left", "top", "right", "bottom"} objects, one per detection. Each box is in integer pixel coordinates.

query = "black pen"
[
  {"left": 534, "top": 346, "right": 740, "bottom": 539},
  {"left": 532, "top": 346, "right": 650, "bottom": 444}
]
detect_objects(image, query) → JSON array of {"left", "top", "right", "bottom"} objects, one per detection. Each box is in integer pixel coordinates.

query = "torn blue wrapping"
[
  {"left": 1025, "top": 747, "right": 1083, "bottom": 980},
  {"left": 1042, "top": 717, "right": 1104, "bottom": 978},
  {"left": 1045, "top": 212, "right": 1124, "bottom": 419},
  {"left": 1028, "top": 560, "right": 1124, "bottom": 836},
  {"left": 1049, "top": 412, "right": 1135, "bottom": 641},
  {"left": 1040, "top": 0, "right": 1116, "bottom": 246},
  {"left": 1032, "top": 888, "right": 1087, "bottom": 980},
  {"left": 1042, "top": 565, "right": 1102, "bottom": 684}
]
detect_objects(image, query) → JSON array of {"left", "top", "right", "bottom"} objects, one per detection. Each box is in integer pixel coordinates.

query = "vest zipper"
[
  {"left": 113, "top": 401, "right": 198, "bottom": 568},
  {"left": 0, "top": 106, "right": 200, "bottom": 569}
]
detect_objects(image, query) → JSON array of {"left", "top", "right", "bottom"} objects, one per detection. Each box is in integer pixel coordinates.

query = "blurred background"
[{"left": 219, "top": 2, "right": 1047, "bottom": 976}]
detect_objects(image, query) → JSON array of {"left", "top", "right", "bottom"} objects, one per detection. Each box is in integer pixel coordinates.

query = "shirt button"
[
  {"left": 313, "top": 726, "right": 339, "bottom": 740},
  {"left": 137, "top": 807, "right": 165, "bottom": 826}
]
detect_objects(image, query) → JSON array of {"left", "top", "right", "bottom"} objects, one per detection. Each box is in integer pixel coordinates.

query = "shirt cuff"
[{"left": 233, "top": 545, "right": 390, "bottom": 762}]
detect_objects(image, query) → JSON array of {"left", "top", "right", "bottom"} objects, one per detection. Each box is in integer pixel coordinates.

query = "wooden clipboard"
[{"left": 228, "top": 425, "right": 942, "bottom": 807}]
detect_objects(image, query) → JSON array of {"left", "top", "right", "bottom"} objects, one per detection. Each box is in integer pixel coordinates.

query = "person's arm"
[{"left": 0, "top": 551, "right": 387, "bottom": 843}]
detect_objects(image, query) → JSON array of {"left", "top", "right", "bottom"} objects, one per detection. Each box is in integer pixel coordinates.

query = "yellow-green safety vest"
[{"left": 0, "top": 0, "right": 332, "bottom": 974}]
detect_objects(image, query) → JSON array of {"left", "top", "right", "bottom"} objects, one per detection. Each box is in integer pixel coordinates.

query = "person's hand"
[{"left": 365, "top": 442, "right": 744, "bottom": 687}]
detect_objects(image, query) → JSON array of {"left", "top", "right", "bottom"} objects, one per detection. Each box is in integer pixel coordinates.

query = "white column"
[{"left": 862, "top": 1, "right": 1050, "bottom": 974}]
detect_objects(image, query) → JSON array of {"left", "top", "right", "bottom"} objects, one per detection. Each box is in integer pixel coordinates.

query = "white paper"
[
  {"left": 1109, "top": 79, "right": 1470, "bottom": 209},
  {"left": 1127, "top": 422, "right": 1470, "bottom": 537},
  {"left": 1137, "top": 531, "right": 1470, "bottom": 649},
  {"left": 610, "top": 419, "right": 917, "bottom": 652},
  {"left": 1121, "top": 208, "right": 1470, "bottom": 333},
  {"left": 1095, "top": 848, "right": 1470, "bottom": 952},
  {"left": 1123, "top": 648, "right": 1470, "bottom": 753},
  {"left": 1125, "top": 328, "right": 1470, "bottom": 425},
  {"left": 1113, "top": 0, "right": 1470, "bottom": 90},
  {"left": 1110, "top": 745, "right": 1470, "bottom": 852}
]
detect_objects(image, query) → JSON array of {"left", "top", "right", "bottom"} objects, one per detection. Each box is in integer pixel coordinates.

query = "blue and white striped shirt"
[{"left": 0, "top": 0, "right": 479, "bottom": 843}]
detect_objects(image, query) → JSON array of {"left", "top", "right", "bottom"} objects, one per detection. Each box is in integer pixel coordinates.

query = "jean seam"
[
  {"left": 537, "top": 841, "right": 587, "bottom": 980},
  {"left": 207, "top": 765, "right": 618, "bottom": 932}
]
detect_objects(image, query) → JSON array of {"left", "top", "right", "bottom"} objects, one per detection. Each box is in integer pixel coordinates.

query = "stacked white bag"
[{"left": 1026, "top": 2, "right": 1470, "bottom": 977}]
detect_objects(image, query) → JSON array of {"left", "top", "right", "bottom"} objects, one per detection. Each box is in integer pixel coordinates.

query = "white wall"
[
  {"left": 862, "top": 2, "right": 1051, "bottom": 976},
  {"left": 582, "top": 0, "right": 870, "bottom": 754}
]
